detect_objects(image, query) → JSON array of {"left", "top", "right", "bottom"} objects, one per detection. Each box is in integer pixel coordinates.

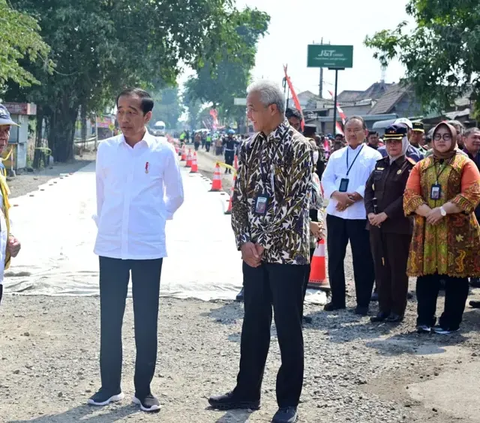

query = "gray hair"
[{"left": 247, "top": 80, "right": 285, "bottom": 115}]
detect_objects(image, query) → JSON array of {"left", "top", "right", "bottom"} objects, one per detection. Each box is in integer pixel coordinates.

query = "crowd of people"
[{"left": 2, "top": 81, "right": 480, "bottom": 423}]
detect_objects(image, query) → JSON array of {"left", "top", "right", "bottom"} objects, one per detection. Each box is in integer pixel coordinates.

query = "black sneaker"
[
  {"left": 354, "top": 306, "right": 369, "bottom": 316},
  {"left": 324, "top": 302, "right": 345, "bottom": 312},
  {"left": 370, "top": 292, "right": 379, "bottom": 302},
  {"left": 470, "top": 300, "right": 480, "bottom": 308},
  {"left": 416, "top": 324, "right": 432, "bottom": 334},
  {"left": 133, "top": 393, "right": 161, "bottom": 412},
  {"left": 433, "top": 326, "right": 458, "bottom": 335},
  {"left": 385, "top": 313, "right": 404, "bottom": 323},
  {"left": 235, "top": 288, "right": 244, "bottom": 302},
  {"left": 272, "top": 406, "right": 298, "bottom": 423},
  {"left": 208, "top": 391, "right": 260, "bottom": 410},
  {"left": 370, "top": 311, "right": 390, "bottom": 322},
  {"left": 87, "top": 388, "right": 124, "bottom": 406}
]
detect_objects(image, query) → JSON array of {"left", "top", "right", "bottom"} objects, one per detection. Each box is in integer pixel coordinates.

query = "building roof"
[
  {"left": 368, "top": 84, "right": 408, "bottom": 115},
  {"left": 337, "top": 90, "right": 363, "bottom": 103},
  {"left": 357, "top": 81, "right": 394, "bottom": 101}
]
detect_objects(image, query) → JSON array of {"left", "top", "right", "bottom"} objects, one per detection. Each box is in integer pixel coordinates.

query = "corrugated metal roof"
[{"left": 368, "top": 84, "right": 407, "bottom": 115}]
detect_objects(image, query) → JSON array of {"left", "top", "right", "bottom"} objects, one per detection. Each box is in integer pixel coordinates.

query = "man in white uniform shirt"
[
  {"left": 89, "top": 89, "right": 184, "bottom": 412},
  {"left": 321, "top": 116, "right": 381, "bottom": 315}
]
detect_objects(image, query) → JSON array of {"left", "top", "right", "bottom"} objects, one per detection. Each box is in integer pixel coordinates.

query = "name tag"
[
  {"left": 430, "top": 184, "right": 442, "bottom": 200},
  {"left": 254, "top": 194, "right": 269, "bottom": 215},
  {"left": 339, "top": 178, "right": 349, "bottom": 192}
]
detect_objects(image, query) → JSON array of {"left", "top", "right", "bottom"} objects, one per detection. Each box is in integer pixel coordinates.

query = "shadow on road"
[{"left": 8, "top": 403, "right": 138, "bottom": 423}]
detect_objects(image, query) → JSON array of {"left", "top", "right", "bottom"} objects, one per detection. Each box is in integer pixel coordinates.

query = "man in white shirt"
[
  {"left": 89, "top": 89, "right": 184, "bottom": 412},
  {"left": 321, "top": 116, "right": 381, "bottom": 315}
]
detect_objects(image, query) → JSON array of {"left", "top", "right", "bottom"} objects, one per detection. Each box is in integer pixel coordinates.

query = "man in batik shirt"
[{"left": 209, "top": 80, "right": 312, "bottom": 423}]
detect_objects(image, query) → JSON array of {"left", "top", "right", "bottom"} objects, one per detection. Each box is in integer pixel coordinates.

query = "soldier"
[{"left": 365, "top": 124, "right": 415, "bottom": 323}]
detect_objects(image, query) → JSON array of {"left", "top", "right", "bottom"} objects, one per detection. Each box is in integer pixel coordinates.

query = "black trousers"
[
  {"left": 225, "top": 150, "right": 234, "bottom": 166},
  {"left": 99, "top": 256, "right": 163, "bottom": 397},
  {"left": 235, "top": 262, "right": 304, "bottom": 408},
  {"left": 416, "top": 274, "right": 469, "bottom": 330},
  {"left": 0, "top": 284, "right": 3, "bottom": 305},
  {"left": 326, "top": 214, "right": 375, "bottom": 308},
  {"left": 370, "top": 231, "right": 411, "bottom": 316}
]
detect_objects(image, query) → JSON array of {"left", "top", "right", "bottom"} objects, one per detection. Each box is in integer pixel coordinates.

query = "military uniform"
[{"left": 364, "top": 125, "right": 415, "bottom": 320}]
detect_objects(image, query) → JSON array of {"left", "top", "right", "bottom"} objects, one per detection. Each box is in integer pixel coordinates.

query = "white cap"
[{"left": 394, "top": 118, "right": 413, "bottom": 130}]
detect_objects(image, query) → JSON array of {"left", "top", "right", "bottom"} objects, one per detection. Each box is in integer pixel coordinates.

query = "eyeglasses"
[{"left": 433, "top": 133, "right": 452, "bottom": 141}]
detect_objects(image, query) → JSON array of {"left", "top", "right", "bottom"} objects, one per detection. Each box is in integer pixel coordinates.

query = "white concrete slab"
[{"left": 4, "top": 163, "right": 243, "bottom": 300}]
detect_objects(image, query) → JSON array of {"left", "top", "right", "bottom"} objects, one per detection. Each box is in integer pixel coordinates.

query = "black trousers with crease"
[
  {"left": 99, "top": 256, "right": 163, "bottom": 398},
  {"left": 326, "top": 214, "right": 375, "bottom": 308},
  {"left": 234, "top": 262, "right": 304, "bottom": 408}
]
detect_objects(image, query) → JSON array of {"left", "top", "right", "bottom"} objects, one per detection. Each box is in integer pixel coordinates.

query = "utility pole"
[{"left": 319, "top": 37, "right": 324, "bottom": 98}]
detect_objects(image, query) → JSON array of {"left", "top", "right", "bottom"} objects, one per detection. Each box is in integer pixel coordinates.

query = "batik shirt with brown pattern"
[{"left": 232, "top": 120, "right": 313, "bottom": 265}]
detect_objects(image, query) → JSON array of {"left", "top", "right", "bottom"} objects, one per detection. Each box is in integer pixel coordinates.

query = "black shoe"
[
  {"left": 208, "top": 391, "right": 260, "bottom": 411},
  {"left": 354, "top": 306, "right": 369, "bottom": 316},
  {"left": 370, "top": 311, "right": 390, "bottom": 322},
  {"left": 471, "top": 278, "right": 480, "bottom": 288},
  {"left": 370, "top": 292, "right": 379, "bottom": 302},
  {"left": 386, "top": 313, "right": 404, "bottom": 323},
  {"left": 324, "top": 302, "right": 345, "bottom": 312},
  {"left": 133, "top": 393, "right": 161, "bottom": 412},
  {"left": 235, "top": 288, "right": 244, "bottom": 302},
  {"left": 303, "top": 315, "right": 313, "bottom": 324},
  {"left": 87, "top": 388, "right": 124, "bottom": 406},
  {"left": 416, "top": 324, "right": 432, "bottom": 334},
  {"left": 432, "top": 325, "right": 459, "bottom": 335},
  {"left": 470, "top": 300, "right": 480, "bottom": 308},
  {"left": 407, "top": 292, "right": 414, "bottom": 300},
  {"left": 272, "top": 406, "right": 298, "bottom": 423}
]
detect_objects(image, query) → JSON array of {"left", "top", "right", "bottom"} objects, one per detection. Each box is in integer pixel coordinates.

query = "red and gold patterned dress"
[{"left": 404, "top": 153, "right": 480, "bottom": 277}]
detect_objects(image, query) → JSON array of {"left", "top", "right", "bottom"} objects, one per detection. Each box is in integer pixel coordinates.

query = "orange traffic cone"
[
  {"left": 225, "top": 174, "right": 236, "bottom": 214},
  {"left": 190, "top": 152, "right": 198, "bottom": 173},
  {"left": 210, "top": 163, "right": 222, "bottom": 192},
  {"left": 181, "top": 146, "right": 187, "bottom": 161},
  {"left": 308, "top": 239, "right": 330, "bottom": 290},
  {"left": 186, "top": 149, "right": 193, "bottom": 168}
]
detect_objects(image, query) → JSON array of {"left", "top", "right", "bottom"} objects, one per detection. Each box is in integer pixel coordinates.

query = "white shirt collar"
[{"left": 120, "top": 128, "right": 155, "bottom": 148}]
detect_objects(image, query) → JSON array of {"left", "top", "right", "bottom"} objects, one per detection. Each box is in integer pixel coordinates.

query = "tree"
[
  {"left": 184, "top": 7, "right": 270, "bottom": 129},
  {"left": 0, "top": 0, "right": 51, "bottom": 88},
  {"left": 151, "top": 86, "right": 183, "bottom": 131},
  {"left": 4, "top": 0, "right": 254, "bottom": 161},
  {"left": 365, "top": 0, "right": 480, "bottom": 113}
]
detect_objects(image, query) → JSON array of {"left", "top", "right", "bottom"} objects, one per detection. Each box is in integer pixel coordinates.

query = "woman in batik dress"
[{"left": 404, "top": 122, "right": 480, "bottom": 334}]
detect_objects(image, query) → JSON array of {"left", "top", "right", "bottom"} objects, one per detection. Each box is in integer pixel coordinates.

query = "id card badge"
[
  {"left": 254, "top": 193, "right": 269, "bottom": 215},
  {"left": 430, "top": 184, "right": 442, "bottom": 200},
  {"left": 339, "top": 178, "right": 349, "bottom": 193}
]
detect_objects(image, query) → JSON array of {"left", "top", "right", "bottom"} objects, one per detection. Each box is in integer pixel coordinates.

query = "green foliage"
[
  {"left": 0, "top": 0, "right": 51, "bottom": 87},
  {"left": 184, "top": 7, "right": 270, "bottom": 126},
  {"left": 4, "top": 0, "right": 253, "bottom": 161},
  {"left": 365, "top": 0, "right": 480, "bottom": 112},
  {"left": 151, "top": 85, "right": 183, "bottom": 130}
]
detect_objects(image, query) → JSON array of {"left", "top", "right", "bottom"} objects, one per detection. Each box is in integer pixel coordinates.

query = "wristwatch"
[{"left": 440, "top": 206, "right": 447, "bottom": 217}]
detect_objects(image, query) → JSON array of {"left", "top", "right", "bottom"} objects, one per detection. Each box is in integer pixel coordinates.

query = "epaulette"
[{"left": 407, "top": 157, "right": 416, "bottom": 166}]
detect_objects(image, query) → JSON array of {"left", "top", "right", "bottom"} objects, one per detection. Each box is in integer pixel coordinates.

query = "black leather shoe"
[
  {"left": 272, "top": 406, "right": 298, "bottom": 423},
  {"left": 471, "top": 278, "right": 480, "bottom": 288},
  {"left": 354, "top": 306, "right": 369, "bottom": 316},
  {"left": 370, "top": 311, "right": 390, "bottom": 322},
  {"left": 470, "top": 300, "right": 480, "bottom": 309},
  {"left": 386, "top": 313, "right": 404, "bottom": 323},
  {"left": 235, "top": 288, "right": 244, "bottom": 302},
  {"left": 208, "top": 391, "right": 260, "bottom": 411},
  {"left": 370, "top": 292, "right": 379, "bottom": 302},
  {"left": 324, "top": 302, "right": 346, "bottom": 312}
]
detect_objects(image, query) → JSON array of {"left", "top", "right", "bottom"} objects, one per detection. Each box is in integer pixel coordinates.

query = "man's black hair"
[
  {"left": 286, "top": 107, "right": 303, "bottom": 121},
  {"left": 368, "top": 131, "right": 378, "bottom": 137},
  {"left": 116, "top": 88, "right": 154, "bottom": 114}
]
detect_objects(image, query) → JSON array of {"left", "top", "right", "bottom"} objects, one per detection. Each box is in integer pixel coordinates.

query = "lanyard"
[
  {"left": 434, "top": 158, "right": 451, "bottom": 183},
  {"left": 345, "top": 145, "right": 364, "bottom": 176}
]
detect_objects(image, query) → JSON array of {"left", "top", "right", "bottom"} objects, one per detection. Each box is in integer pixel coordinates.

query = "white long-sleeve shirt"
[
  {"left": 94, "top": 131, "right": 184, "bottom": 260},
  {"left": 322, "top": 144, "right": 381, "bottom": 220}
]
